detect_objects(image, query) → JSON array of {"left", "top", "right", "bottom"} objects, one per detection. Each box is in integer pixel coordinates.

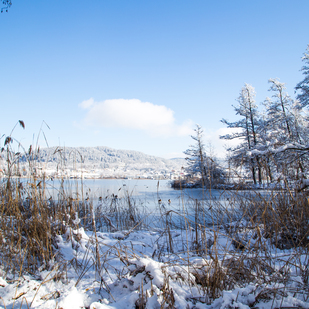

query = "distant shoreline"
[{"left": 0, "top": 175, "right": 171, "bottom": 181}]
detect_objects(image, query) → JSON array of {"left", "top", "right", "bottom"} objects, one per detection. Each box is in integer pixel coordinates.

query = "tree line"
[{"left": 184, "top": 45, "right": 309, "bottom": 189}]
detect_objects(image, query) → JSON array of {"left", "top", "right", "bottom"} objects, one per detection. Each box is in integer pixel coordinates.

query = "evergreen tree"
[
  {"left": 184, "top": 125, "right": 225, "bottom": 188},
  {"left": 296, "top": 45, "right": 309, "bottom": 108},
  {"left": 184, "top": 125, "right": 207, "bottom": 185}
]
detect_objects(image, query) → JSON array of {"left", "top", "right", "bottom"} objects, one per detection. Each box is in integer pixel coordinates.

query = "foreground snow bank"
[{"left": 0, "top": 225, "right": 309, "bottom": 309}]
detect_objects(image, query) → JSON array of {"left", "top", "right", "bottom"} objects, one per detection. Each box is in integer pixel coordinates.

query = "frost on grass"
[{"left": 1, "top": 222, "right": 309, "bottom": 309}]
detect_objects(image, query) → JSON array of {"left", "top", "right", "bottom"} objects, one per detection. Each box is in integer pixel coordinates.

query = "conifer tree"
[
  {"left": 221, "top": 84, "right": 262, "bottom": 184},
  {"left": 296, "top": 45, "right": 309, "bottom": 108},
  {"left": 184, "top": 125, "right": 225, "bottom": 188}
]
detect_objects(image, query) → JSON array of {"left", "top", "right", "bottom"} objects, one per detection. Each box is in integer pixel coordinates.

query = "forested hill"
[{"left": 23, "top": 146, "right": 186, "bottom": 178}]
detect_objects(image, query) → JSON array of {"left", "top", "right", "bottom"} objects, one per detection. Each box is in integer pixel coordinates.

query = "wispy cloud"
[{"left": 79, "top": 98, "right": 193, "bottom": 137}]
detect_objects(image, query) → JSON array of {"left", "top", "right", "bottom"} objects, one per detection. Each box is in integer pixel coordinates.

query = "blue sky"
[{"left": 1, "top": 0, "right": 309, "bottom": 158}]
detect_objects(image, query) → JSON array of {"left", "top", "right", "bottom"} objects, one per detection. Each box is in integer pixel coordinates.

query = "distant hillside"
[{"left": 20, "top": 146, "right": 186, "bottom": 178}]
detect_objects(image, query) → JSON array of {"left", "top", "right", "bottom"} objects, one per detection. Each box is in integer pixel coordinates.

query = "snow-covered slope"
[{"left": 19, "top": 146, "right": 186, "bottom": 178}]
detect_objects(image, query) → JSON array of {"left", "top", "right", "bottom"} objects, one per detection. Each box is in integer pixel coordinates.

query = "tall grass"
[{"left": 1, "top": 123, "right": 309, "bottom": 307}]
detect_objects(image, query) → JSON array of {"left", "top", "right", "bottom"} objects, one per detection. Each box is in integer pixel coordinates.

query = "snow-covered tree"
[
  {"left": 184, "top": 125, "right": 225, "bottom": 187},
  {"left": 295, "top": 45, "right": 309, "bottom": 108},
  {"left": 221, "top": 84, "right": 262, "bottom": 184},
  {"left": 243, "top": 79, "right": 309, "bottom": 186},
  {"left": 220, "top": 46, "right": 309, "bottom": 188},
  {"left": 253, "top": 78, "right": 309, "bottom": 184},
  {"left": 264, "top": 78, "right": 293, "bottom": 139},
  {"left": 184, "top": 125, "right": 207, "bottom": 184},
  {"left": 261, "top": 79, "right": 301, "bottom": 181}
]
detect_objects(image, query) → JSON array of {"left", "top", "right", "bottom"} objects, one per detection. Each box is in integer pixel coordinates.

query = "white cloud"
[
  {"left": 79, "top": 98, "right": 193, "bottom": 137},
  {"left": 79, "top": 98, "right": 95, "bottom": 109}
]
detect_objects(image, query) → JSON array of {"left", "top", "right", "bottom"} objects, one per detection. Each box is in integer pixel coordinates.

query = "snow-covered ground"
[{"left": 1, "top": 220, "right": 308, "bottom": 309}]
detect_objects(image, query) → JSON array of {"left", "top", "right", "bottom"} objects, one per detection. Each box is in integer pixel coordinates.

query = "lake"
[
  {"left": 40, "top": 178, "right": 230, "bottom": 210},
  {"left": 15, "top": 178, "right": 250, "bottom": 229}
]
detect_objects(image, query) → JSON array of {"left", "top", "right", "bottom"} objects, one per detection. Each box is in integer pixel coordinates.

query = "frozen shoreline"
[{"left": 1, "top": 224, "right": 308, "bottom": 309}]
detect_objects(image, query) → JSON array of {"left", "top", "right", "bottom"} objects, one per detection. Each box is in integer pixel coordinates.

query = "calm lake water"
[
  {"left": 39, "top": 178, "right": 231, "bottom": 211},
  {"left": 14, "top": 178, "right": 262, "bottom": 228}
]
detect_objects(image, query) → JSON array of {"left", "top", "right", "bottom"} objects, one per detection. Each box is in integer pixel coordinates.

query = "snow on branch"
[{"left": 248, "top": 142, "right": 309, "bottom": 157}]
